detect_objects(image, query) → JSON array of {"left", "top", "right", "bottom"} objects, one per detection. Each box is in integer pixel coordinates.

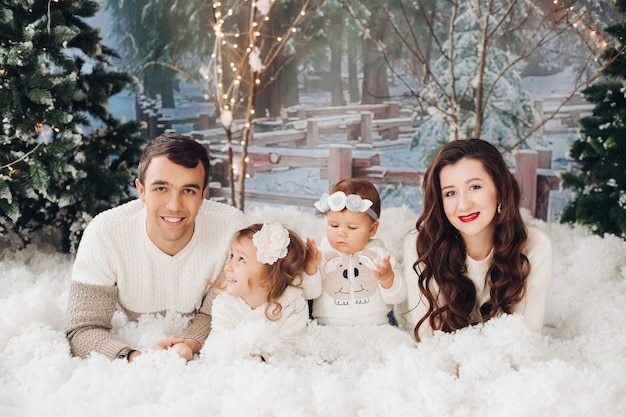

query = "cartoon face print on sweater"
[{"left": 322, "top": 249, "right": 379, "bottom": 305}]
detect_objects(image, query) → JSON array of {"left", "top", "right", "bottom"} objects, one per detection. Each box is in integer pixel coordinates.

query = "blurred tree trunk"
[
  {"left": 361, "top": 13, "right": 389, "bottom": 104},
  {"left": 255, "top": 55, "right": 299, "bottom": 118},
  {"left": 361, "top": 37, "right": 389, "bottom": 104},
  {"left": 144, "top": 65, "right": 175, "bottom": 108},
  {"left": 329, "top": 13, "right": 346, "bottom": 106},
  {"left": 347, "top": 24, "right": 360, "bottom": 103}
]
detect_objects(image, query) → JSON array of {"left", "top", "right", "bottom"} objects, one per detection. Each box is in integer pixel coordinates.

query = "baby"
[{"left": 302, "top": 178, "right": 406, "bottom": 326}]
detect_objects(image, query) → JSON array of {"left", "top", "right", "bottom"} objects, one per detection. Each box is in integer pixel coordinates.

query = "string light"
[
  {"left": 209, "top": 0, "right": 313, "bottom": 198},
  {"left": 1, "top": 143, "right": 42, "bottom": 175}
]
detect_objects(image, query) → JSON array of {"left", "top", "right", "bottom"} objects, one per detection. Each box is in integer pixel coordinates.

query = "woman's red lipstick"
[{"left": 459, "top": 212, "right": 479, "bottom": 222}]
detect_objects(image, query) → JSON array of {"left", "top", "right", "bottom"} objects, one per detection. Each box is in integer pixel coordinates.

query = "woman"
[{"left": 398, "top": 139, "right": 552, "bottom": 341}]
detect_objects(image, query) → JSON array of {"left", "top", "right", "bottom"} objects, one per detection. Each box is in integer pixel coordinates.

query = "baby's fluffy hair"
[
  {"left": 331, "top": 178, "right": 381, "bottom": 219},
  {"left": 234, "top": 223, "right": 307, "bottom": 321}
]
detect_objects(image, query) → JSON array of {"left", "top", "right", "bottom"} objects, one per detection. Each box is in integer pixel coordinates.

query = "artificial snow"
[{"left": 1, "top": 204, "right": 625, "bottom": 417}]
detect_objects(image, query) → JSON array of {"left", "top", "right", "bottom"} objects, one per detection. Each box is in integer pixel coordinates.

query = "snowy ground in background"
[
  {"left": 1, "top": 206, "right": 626, "bottom": 417},
  {"left": 108, "top": 67, "right": 581, "bottom": 221}
]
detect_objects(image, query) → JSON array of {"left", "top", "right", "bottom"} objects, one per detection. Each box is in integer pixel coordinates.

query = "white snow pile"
[{"left": 1, "top": 205, "right": 625, "bottom": 417}]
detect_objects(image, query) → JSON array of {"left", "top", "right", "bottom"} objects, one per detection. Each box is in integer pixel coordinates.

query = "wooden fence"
[
  {"left": 533, "top": 93, "right": 595, "bottom": 133},
  {"left": 189, "top": 103, "right": 417, "bottom": 146},
  {"left": 205, "top": 142, "right": 560, "bottom": 221},
  {"left": 136, "top": 97, "right": 562, "bottom": 221},
  {"left": 135, "top": 95, "right": 215, "bottom": 140}
]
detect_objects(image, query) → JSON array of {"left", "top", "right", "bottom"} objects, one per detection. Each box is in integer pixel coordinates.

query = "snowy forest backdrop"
[
  {"left": 2, "top": 0, "right": 626, "bottom": 251},
  {"left": 2, "top": 1, "right": 626, "bottom": 416}
]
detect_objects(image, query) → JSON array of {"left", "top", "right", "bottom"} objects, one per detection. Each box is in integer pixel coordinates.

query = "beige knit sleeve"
[
  {"left": 182, "top": 290, "right": 215, "bottom": 345},
  {"left": 65, "top": 281, "right": 129, "bottom": 360}
]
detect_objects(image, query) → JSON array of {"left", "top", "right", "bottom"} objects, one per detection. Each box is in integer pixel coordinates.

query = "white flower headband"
[
  {"left": 252, "top": 223, "right": 290, "bottom": 265},
  {"left": 314, "top": 191, "right": 379, "bottom": 220}
]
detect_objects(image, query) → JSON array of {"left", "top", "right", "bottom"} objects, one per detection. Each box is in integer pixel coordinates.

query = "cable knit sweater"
[
  {"left": 65, "top": 198, "right": 248, "bottom": 360},
  {"left": 301, "top": 237, "right": 406, "bottom": 326},
  {"left": 396, "top": 226, "right": 552, "bottom": 340},
  {"left": 207, "top": 286, "right": 308, "bottom": 359}
]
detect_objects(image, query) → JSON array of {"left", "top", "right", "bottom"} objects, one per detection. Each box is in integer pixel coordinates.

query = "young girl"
[
  {"left": 206, "top": 223, "right": 309, "bottom": 360},
  {"left": 398, "top": 139, "right": 552, "bottom": 341},
  {"left": 302, "top": 178, "right": 406, "bottom": 326}
]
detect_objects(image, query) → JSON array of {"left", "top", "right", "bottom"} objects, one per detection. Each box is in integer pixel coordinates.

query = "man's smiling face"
[{"left": 135, "top": 155, "right": 206, "bottom": 256}]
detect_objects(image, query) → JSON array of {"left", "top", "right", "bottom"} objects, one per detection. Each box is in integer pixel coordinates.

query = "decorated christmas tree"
[
  {"left": 560, "top": 0, "right": 626, "bottom": 239},
  {"left": 0, "top": 1, "right": 143, "bottom": 252}
]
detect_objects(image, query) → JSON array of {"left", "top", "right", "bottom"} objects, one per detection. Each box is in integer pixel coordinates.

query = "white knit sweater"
[
  {"left": 397, "top": 226, "right": 552, "bottom": 340},
  {"left": 65, "top": 198, "right": 248, "bottom": 359}
]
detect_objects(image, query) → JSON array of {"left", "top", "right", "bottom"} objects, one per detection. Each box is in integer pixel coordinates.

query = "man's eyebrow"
[
  {"left": 181, "top": 183, "right": 202, "bottom": 190},
  {"left": 149, "top": 180, "right": 202, "bottom": 189}
]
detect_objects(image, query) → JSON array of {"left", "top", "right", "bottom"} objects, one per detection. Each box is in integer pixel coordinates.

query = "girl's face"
[
  {"left": 223, "top": 237, "right": 268, "bottom": 308},
  {"left": 326, "top": 210, "right": 379, "bottom": 254},
  {"left": 439, "top": 157, "right": 499, "bottom": 248}
]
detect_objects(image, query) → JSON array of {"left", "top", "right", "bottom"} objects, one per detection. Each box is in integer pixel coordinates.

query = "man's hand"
[
  {"left": 153, "top": 336, "right": 201, "bottom": 362},
  {"left": 171, "top": 342, "right": 194, "bottom": 362},
  {"left": 128, "top": 350, "right": 142, "bottom": 362}
]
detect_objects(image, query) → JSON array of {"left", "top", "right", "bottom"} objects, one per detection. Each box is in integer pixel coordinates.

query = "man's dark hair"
[{"left": 137, "top": 132, "right": 210, "bottom": 190}]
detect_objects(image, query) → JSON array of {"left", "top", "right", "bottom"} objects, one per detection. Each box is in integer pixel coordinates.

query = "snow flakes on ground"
[{"left": 1, "top": 206, "right": 626, "bottom": 417}]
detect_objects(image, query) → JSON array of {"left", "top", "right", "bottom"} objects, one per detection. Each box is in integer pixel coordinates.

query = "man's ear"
[
  {"left": 369, "top": 220, "right": 379, "bottom": 237},
  {"left": 135, "top": 178, "right": 145, "bottom": 201}
]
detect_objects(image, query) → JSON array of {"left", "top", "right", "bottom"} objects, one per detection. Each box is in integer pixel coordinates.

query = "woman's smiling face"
[{"left": 439, "top": 157, "right": 499, "bottom": 246}]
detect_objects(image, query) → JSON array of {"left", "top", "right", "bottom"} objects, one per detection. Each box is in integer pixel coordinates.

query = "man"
[{"left": 65, "top": 132, "right": 248, "bottom": 362}]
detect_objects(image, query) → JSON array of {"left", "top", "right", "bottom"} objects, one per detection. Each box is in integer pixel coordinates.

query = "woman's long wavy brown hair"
[
  {"left": 413, "top": 139, "right": 530, "bottom": 341},
  {"left": 233, "top": 224, "right": 307, "bottom": 321}
]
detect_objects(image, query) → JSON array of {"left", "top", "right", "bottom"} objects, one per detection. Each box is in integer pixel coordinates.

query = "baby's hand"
[
  {"left": 304, "top": 237, "right": 321, "bottom": 275},
  {"left": 373, "top": 254, "right": 394, "bottom": 289}
]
